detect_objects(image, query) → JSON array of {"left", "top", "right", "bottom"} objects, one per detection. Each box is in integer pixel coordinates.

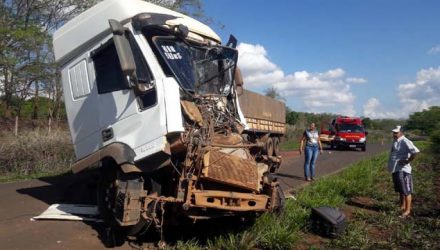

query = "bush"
[
  {"left": 0, "top": 129, "right": 74, "bottom": 179},
  {"left": 430, "top": 129, "right": 440, "bottom": 152}
]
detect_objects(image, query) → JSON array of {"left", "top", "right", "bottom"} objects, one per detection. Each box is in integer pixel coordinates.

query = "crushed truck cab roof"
[{"left": 53, "top": 0, "right": 221, "bottom": 65}]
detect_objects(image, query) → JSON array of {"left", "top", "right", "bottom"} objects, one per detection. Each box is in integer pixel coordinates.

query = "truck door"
[{"left": 91, "top": 33, "right": 165, "bottom": 153}]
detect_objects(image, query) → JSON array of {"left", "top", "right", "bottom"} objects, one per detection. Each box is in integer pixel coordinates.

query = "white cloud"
[
  {"left": 362, "top": 98, "right": 400, "bottom": 119},
  {"left": 237, "top": 43, "right": 278, "bottom": 73},
  {"left": 398, "top": 66, "right": 440, "bottom": 114},
  {"left": 363, "top": 66, "right": 440, "bottom": 119},
  {"left": 428, "top": 45, "right": 440, "bottom": 55},
  {"left": 346, "top": 77, "right": 367, "bottom": 84},
  {"left": 321, "top": 68, "right": 345, "bottom": 79},
  {"left": 237, "top": 42, "right": 363, "bottom": 115}
]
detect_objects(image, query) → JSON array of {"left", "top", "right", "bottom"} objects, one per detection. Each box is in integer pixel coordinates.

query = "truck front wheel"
[
  {"left": 97, "top": 160, "right": 148, "bottom": 245},
  {"left": 269, "top": 183, "right": 285, "bottom": 213}
]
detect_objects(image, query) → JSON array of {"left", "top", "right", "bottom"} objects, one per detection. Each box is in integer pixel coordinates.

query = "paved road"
[
  {"left": 0, "top": 143, "right": 389, "bottom": 249},
  {"left": 276, "top": 143, "right": 390, "bottom": 194}
]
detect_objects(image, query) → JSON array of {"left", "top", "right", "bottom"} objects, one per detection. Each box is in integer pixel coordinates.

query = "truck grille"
[{"left": 202, "top": 150, "right": 259, "bottom": 191}]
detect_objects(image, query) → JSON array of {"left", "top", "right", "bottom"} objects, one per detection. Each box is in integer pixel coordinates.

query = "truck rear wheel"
[
  {"left": 273, "top": 137, "right": 280, "bottom": 156},
  {"left": 265, "top": 138, "right": 274, "bottom": 156}
]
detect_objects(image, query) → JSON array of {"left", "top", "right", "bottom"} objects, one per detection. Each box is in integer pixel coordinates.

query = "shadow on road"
[
  {"left": 16, "top": 170, "right": 98, "bottom": 206},
  {"left": 15, "top": 170, "right": 119, "bottom": 247},
  {"left": 274, "top": 172, "right": 304, "bottom": 181}
]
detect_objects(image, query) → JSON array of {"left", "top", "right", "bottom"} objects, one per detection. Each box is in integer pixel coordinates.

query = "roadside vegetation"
[
  {"left": 0, "top": 124, "right": 74, "bottom": 182},
  {"left": 167, "top": 141, "right": 439, "bottom": 249}
]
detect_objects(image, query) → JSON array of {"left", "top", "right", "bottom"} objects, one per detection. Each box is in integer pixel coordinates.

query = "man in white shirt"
[{"left": 388, "top": 125, "right": 420, "bottom": 218}]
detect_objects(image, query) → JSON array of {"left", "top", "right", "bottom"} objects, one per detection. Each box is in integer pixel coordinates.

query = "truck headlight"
[{"left": 359, "top": 137, "right": 366, "bottom": 143}]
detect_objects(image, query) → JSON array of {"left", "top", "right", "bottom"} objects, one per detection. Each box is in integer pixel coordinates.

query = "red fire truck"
[{"left": 320, "top": 116, "right": 367, "bottom": 151}]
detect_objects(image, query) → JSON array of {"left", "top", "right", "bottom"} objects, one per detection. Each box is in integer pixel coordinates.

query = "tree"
[
  {"left": 286, "top": 110, "right": 299, "bottom": 125},
  {"left": 264, "top": 86, "right": 285, "bottom": 101},
  {"left": 0, "top": 0, "right": 99, "bottom": 118},
  {"left": 0, "top": 4, "right": 49, "bottom": 117},
  {"left": 406, "top": 106, "right": 440, "bottom": 135},
  {"left": 0, "top": 0, "right": 209, "bottom": 120},
  {"left": 362, "top": 117, "right": 372, "bottom": 129}
]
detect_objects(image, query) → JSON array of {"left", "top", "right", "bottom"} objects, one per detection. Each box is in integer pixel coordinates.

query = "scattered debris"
[{"left": 33, "top": 204, "right": 100, "bottom": 222}]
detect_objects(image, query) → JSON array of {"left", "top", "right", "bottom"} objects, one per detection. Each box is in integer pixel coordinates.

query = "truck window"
[
  {"left": 92, "top": 42, "right": 130, "bottom": 94},
  {"left": 92, "top": 33, "right": 157, "bottom": 110},
  {"left": 127, "top": 33, "right": 157, "bottom": 110},
  {"left": 152, "top": 37, "right": 237, "bottom": 96}
]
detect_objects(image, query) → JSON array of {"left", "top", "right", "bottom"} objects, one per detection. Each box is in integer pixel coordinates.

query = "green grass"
[
  {"left": 167, "top": 152, "right": 390, "bottom": 249},
  {"left": 0, "top": 169, "right": 72, "bottom": 183},
  {"left": 366, "top": 129, "right": 390, "bottom": 144},
  {"left": 168, "top": 140, "right": 439, "bottom": 249},
  {"left": 327, "top": 141, "right": 440, "bottom": 249},
  {"left": 280, "top": 141, "right": 300, "bottom": 151}
]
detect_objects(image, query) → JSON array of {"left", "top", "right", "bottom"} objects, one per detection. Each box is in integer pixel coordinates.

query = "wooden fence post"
[
  {"left": 14, "top": 116, "right": 18, "bottom": 136},
  {"left": 48, "top": 117, "right": 52, "bottom": 135}
]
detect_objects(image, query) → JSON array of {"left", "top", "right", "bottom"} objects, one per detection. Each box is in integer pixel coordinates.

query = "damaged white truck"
[{"left": 53, "top": 0, "right": 285, "bottom": 238}]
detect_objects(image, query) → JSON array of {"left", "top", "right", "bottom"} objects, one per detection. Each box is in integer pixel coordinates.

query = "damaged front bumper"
[{"left": 191, "top": 190, "right": 269, "bottom": 212}]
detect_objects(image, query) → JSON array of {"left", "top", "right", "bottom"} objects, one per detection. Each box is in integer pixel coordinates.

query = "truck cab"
[{"left": 53, "top": 0, "right": 283, "bottom": 240}]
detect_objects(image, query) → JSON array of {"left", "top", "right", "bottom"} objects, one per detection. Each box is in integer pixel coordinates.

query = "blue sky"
[{"left": 203, "top": 0, "right": 440, "bottom": 118}]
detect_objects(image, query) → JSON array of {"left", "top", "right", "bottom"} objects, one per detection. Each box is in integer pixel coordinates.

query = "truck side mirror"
[
  {"left": 108, "top": 19, "right": 136, "bottom": 81},
  {"left": 365, "top": 131, "right": 369, "bottom": 135}
]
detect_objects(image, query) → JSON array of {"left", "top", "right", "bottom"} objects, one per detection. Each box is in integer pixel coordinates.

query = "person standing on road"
[
  {"left": 299, "top": 122, "right": 323, "bottom": 181},
  {"left": 388, "top": 125, "right": 420, "bottom": 218}
]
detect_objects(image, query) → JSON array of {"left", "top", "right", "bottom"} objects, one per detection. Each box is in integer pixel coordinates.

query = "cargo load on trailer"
[
  {"left": 238, "top": 89, "right": 286, "bottom": 172},
  {"left": 52, "top": 0, "right": 284, "bottom": 241}
]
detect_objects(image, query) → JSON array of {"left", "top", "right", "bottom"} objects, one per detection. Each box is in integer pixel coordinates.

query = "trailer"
[{"left": 238, "top": 89, "right": 286, "bottom": 159}]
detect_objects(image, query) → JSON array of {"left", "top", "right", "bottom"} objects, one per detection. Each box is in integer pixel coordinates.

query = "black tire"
[
  {"left": 97, "top": 160, "right": 148, "bottom": 242},
  {"left": 97, "top": 161, "right": 118, "bottom": 225},
  {"left": 273, "top": 137, "right": 280, "bottom": 156},
  {"left": 97, "top": 163, "right": 127, "bottom": 247},
  {"left": 265, "top": 137, "right": 274, "bottom": 156},
  {"left": 271, "top": 184, "right": 285, "bottom": 214},
  {"left": 362, "top": 144, "right": 366, "bottom": 151}
]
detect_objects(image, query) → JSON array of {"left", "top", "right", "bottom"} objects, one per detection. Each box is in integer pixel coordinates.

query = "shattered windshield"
[
  {"left": 337, "top": 124, "right": 365, "bottom": 133},
  {"left": 153, "top": 37, "right": 238, "bottom": 96}
]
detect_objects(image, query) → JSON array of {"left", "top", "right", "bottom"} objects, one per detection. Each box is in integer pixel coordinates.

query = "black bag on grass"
[{"left": 310, "top": 206, "right": 346, "bottom": 238}]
